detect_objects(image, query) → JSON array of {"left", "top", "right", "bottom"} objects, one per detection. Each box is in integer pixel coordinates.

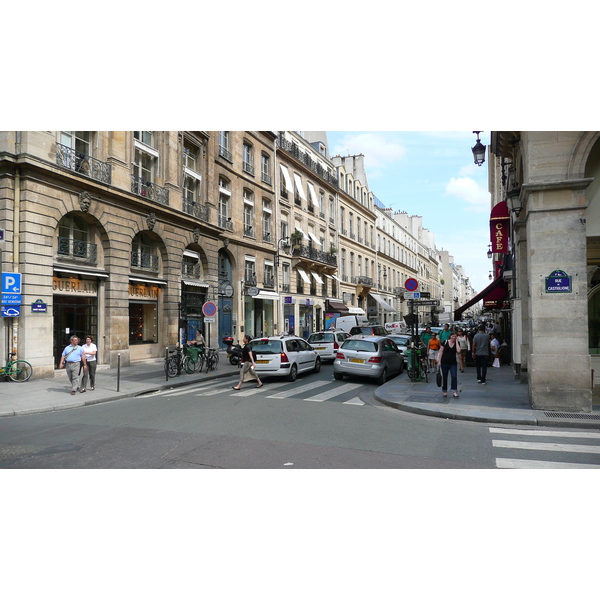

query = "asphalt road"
[{"left": 1, "top": 364, "right": 600, "bottom": 468}]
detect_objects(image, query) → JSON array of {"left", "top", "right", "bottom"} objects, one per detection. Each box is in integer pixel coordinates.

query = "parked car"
[
  {"left": 250, "top": 334, "right": 321, "bottom": 382},
  {"left": 387, "top": 334, "right": 412, "bottom": 366},
  {"left": 348, "top": 325, "right": 388, "bottom": 337},
  {"left": 307, "top": 330, "right": 350, "bottom": 362},
  {"left": 333, "top": 335, "right": 404, "bottom": 384}
]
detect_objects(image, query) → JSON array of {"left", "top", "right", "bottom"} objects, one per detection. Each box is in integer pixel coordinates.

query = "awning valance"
[
  {"left": 310, "top": 271, "right": 324, "bottom": 284},
  {"left": 347, "top": 307, "right": 365, "bottom": 315},
  {"left": 293, "top": 173, "right": 307, "bottom": 200},
  {"left": 490, "top": 200, "right": 510, "bottom": 254},
  {"left": 253, "top": 290, "right": 279, "bottom": 300},
  {"left": 280, "top": 165, "right": 293, "bottom": 193},
  {"left": 296, "top": 267, "right": 311, "bottom": 284},
  {"left": 326, "top": 299, "right": 348, "bottom": 312}
]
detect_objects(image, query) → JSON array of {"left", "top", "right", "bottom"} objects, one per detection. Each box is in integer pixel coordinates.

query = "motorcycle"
[{"left": 223, "top": 336, "right": 243, "bottom": 366}]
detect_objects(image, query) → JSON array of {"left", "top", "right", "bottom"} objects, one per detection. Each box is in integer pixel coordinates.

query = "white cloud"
[
  {"left": 331, "top": 133, "right": 407, "bottom": 173},
  {"left": 445, "top": 176, "right": 490, "bottom": 213}
]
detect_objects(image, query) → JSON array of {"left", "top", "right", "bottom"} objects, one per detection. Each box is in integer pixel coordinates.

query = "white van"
[
  {"left": 385, "top": 321, "right": 405, "bottom": 334},
  {"left": 334, "top": 315, "right": 370, "bottom": 334}
]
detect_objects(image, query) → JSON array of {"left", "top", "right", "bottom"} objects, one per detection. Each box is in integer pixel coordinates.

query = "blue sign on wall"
[
  {"left": 545, "top": 270, "right": 572, "bottom": 293},
  {"left": 2, "top": 272, "right": 22, "bottom": 293}
]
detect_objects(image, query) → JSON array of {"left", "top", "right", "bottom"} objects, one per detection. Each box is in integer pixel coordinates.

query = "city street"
[{"left": 2, "top": 364, "right": 600, "bottom": 469}]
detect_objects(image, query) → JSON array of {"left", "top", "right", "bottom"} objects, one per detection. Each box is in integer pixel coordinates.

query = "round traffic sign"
[
  {"left": 202, "top": 301, "right": 217, "bottom": 317},
  {"left": 405, "top": 278, "right": 419, "bottom": 291}
]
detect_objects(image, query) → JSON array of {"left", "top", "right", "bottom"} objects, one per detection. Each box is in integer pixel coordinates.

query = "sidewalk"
[
  {"left": 375, "top": 363, "right": 600, "bottom": 429},
  {"left": 0, "top": 351, "right": 241, "bottom": 418}
]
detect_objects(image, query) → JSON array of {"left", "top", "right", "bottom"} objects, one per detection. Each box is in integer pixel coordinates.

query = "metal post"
[
  {"left": 165, "top": 346, "right": 169, "bottom": 382},
  {"left": 117, "top": 353, "right": 121, "bottom": 392}
]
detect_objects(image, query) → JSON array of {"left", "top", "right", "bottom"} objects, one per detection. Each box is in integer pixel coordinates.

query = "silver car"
[
  {"left": 333, "top": 335, "right": 404, "bottom": 384},
  {"left": 251, "top": 335, "right": 321, "bottom": 382},
  {"left": 387, "top": 334, "right": 412, "bottom": 366},
  {"left": 307, "top": 330, "right": 350, "bottom": 362}
]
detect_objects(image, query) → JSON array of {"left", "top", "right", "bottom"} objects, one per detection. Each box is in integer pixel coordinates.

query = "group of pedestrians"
[
  {"left": 419, "top": 321, "right": 504, "bottom": 399},
  {"left": 59, "top": 335, "right": 97, "bottom": 395}
]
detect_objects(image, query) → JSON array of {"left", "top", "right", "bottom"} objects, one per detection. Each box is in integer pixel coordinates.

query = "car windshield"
[
  {"left": 308, "top": 333, "right": 333, "bottom": 343},
  {"left": 251, "top": 340, "right": 282, "bottom": 354},
  {"left": 342, "top": 339, "right": 378, "bottom": 352},
  {"left": 390, "top": 337, "right": 409, "bottom": 346}
]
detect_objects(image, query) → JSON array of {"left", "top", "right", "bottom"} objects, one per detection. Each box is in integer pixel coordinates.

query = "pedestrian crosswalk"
[
  {"left": 490, "top": 427, "right": 600, "bottom": 468},
  {"left": 137, "top": 378, "right": 366, "bottom": 406}
]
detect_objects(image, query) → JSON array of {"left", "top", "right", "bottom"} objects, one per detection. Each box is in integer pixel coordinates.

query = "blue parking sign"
[{"left": 2, "top": 272, "right": 22, "bottom": 293}]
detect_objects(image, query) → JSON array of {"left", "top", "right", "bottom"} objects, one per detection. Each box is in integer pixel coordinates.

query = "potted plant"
[
  {"left": 329, "top": 244, "right": 338, "bottom": 255},
  {"left": 290, "top": 229, "right": 303, "bottom": 249}
]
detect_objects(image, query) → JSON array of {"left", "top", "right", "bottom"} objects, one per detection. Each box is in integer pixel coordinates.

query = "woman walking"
[
  {"left": 232, "top": 334, "right": 263, "bottom": 390},
  {"left": 438, "top": 332, "right": 460, "bottom": 399},
  {"left": 456, "top": 329, "right": 470, "bottom": 372},
  {"left": 81, "top": 335, "right": 98, "bottom": 391}
]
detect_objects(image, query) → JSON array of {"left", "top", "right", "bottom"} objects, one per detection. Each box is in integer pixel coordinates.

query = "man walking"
[
  {"left": 59, "top": 335, "right": 87, "bottom": 395},
  {"left": 471, "top": 324, "right": 491, "bottom": 384}
]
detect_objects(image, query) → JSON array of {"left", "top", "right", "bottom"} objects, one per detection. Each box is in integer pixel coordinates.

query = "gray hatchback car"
[{"left": 333, "top": 335, "right": 404, "bottom": 384}]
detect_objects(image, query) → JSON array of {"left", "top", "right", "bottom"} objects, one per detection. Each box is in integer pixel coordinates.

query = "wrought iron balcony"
[
  {"left": 57, "top": 236, "right": 97, "bottom": 262},
  {"left": 281, "top": 283, "right": 290, "bottom": 293},
  {"left": 244, "top": 225, "right": 254, "bottom": 237},
  {"left": 219, "top": 145, "right": 232, "bottom": 162},
  {"left": 131, "top": 251, "right": 159, "bottom": 271},
  {"left": 183, "top": 198, "right": 210, "bottom": 222},
  {"left": 263, "top": 277, "right": 275, "bottom": 288},
  {"left": 182, "top": 262, "right": 201, "bottom": 278},
  {"left": 354, "top": 276, "right": 373, "bottom": 286},
  {"left": 292, "top": 243, "right": 337, "bottom": 267},
  {"left": 320, "top": 212, "right": 325, "bottom": 219},
  {"left": 245, "top": 275, "right": 257, "bottom": 286},
  {"left": 56, "top": 143, "right": 111, "bottom": 184},
  {"left": 262, "top": 171, "right": 272, "bottom": 186},
  {"left": 131, "top": 175, "right": 169, "bottom": 205},
  {"left": 263, "top": 231, "right": 272, "bottom": 243},
  {"left": 243, "top": 161, "right": 255, "bottom": 176}
]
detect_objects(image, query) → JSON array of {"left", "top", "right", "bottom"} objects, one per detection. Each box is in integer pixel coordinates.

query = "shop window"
[{"left": 129, "top": 303, "right": 157, "bottom": 344}]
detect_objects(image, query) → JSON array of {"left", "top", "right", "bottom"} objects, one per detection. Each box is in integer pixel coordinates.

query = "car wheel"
[
  {"left": 334, "top": 371, "right": 344, "bottom": 380},
  {"left": 376, "top": 368, "right": 388, "bottom": 385},
  {"left": 287, "top": 363, "right": 298, "bottom": 382},
  {"left": 398, "top": 360, "right": 404, "bottom": 375},
  {"left": 313, "top": 357, "right": 321, "bottom": 374}
]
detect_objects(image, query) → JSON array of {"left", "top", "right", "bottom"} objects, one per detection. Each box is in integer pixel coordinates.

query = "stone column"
[{"left": 524, "top": 181, "right": 592, "bottom": 411}]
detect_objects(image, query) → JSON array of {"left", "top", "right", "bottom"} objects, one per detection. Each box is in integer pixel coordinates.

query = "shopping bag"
[
  {"left": 436, "top": 367, "right": 442, "bottom": 387},
  {"left": 492, "top": 357, "right": 500, "bottom": 368}
]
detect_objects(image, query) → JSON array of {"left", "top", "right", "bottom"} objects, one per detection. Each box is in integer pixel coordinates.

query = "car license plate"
[
  {"left": 315, "top": 347, "right": 326, "bottom": 350},
  {"left": 350, "top": 358, "right": 365, "bottom": 364},
  {"left": 257, "top": 360, "right": 269, "bottom": 364}
]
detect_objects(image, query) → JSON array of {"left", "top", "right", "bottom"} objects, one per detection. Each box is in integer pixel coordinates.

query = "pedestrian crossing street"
[
  {"left": 139, "top": 378, "right": 366, "bottom": 406},
  {"left": 490, "top": 427, "right": 600, "bottom": 468}
]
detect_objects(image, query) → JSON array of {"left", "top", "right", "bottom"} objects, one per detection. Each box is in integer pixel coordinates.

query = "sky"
[{"left": 326, "top": 131, "right": 492, "bottom": 295}]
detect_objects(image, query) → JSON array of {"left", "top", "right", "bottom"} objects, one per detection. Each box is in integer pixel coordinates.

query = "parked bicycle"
[
  {"left": 204, "top": 347, "right": 219, "bottom": 373},
  {"left": 164, "top": 346, "right": 183, "bottom": 378},
  {"left": 406, "top": 347, "right": 429, "bottom": 382},
  {"left": 183, "top": 344, "right": 205, "bottom": 373},
  {"left": 1, "top": 352, "right": 32, "bottom": 382}
]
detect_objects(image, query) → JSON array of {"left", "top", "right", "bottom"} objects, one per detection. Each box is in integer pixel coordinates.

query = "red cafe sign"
[{"left": 490, "top": 201, "right": 510, "bottom": 254}]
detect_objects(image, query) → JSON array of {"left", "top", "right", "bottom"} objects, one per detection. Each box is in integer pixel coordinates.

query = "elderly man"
[{"left": 58, "top": 335, "right": 87, "bottom": 395}]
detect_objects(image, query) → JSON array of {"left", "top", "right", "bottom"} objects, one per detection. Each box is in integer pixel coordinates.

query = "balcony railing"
[
  {"left": 262, "top": 171, "right": 272, "bottom": 186},
  {"left": 292, "top": 243, "right": 337, "bottom": 267},
  {"left": 354, "top": 276, "right": 373, "bottom": 286},
  {"left": 182, "top": 262, "right": 201, "bottom": 278},
  {"left": 219, "top": 145, "right": 232, "bottom": 162},
  {"left": 281, "top": 283, "right": 290, "bottom": 293},
  {"left": 183, "top": 198, "right": 210, "bottom": 222},
  {"left": 245, "top": 275, "right": 257, "bottom": 286},
  {"left": 263, "top": 277, "right": 275, "bottom": 288},
  {"left": 277, "top": 135, "right": 339, "bottom": 188},
  {"left": 131, "top": 175, "right": 169, "bottom": 205},
  {"left": 131, "top": 251, "right": 159, "bottom": 271},
  {"left": 244, "top": 225, "right": 254, "bottom": 237},
  {"left": 56, "top": 143, "right": 111, "bottom": 184},
  {"left": 57, "top": 236, "right": 97, "bottom": 262},
  {"left": 243, "top": 161, "right": 255, "bottom": 176},
  {"left": 263, "top": 231, "right": 272, "bottom": 243}
]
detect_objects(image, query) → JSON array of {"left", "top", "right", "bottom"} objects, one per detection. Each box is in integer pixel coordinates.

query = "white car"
[
  {"left": 307, "top": 330, "right": 350, "bottom": 362},
  {"left": 250, "top": 335, "right": 321, "bottom": 381}
]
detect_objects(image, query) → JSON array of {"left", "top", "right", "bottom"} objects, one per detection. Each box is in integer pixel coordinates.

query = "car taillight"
[
  {"left": 336, "top": 352, "right": 345, "bottom": 359},
  {"left": 334, "top": 341, "right": 339, "bottom": 350},
  {"left": 280, "top": 352, "right": 289, "bottom": 363},
  {"left": 368, "top": 356, "right": 382, "bottom": 363}
]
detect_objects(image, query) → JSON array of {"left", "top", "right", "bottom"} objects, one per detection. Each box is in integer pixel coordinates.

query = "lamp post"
[
  {"left": 472, "top": 131, "right": 486, "bottom": 166},
  {"left": 275, "top": 237, "right": 290, "bottom": 335},
  {"left": 487, "top": 244, "right": 493, "bottom": 260}
]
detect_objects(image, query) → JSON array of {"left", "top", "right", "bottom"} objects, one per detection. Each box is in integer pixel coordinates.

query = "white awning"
[
  {"left": 370, "top": 292, "right": 395, "bottom": 312},
  {"left": 296, "top": 267, "right": 311, "bottom": 284},
  {"left": 253, "top": 290, "right": 279, "bottom": 300},
  {"left": 307, "top": 181, "right": 319, "bottom": 208},
  {"left": 280, "top": 164, "right": 294, "bottom": 193},
  {"left": 307, "top": 232, "right": 322, "bottom": 246},
  {"left": 293, "top": 173, "right": 307, "bottom": 200},
  {"left": 54, "top": 267, "right": 109, "bottom": 278},
  {"left": 346, "top": 307, "right": 365, "bottom": 315},
  {"left": 129, "top": 276, "right": 168, "bottom": 286},
  {"left": 330, "top": 274, "right": 342, "bottom": 282},
  {"left": 183, "top": 250, "right": 200, "bottom": 259},
  {"left": 294, "top": 226, "right": 307, "bottom": 239},
  {"left": 310, "top": 271, "right": 324, "bottom": 284},
  {"left": 182, "top": 280, "right": 209, "bottom": 288}
]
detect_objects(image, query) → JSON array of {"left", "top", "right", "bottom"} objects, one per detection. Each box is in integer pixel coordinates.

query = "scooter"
[{"left": 223, "top": 336, "right": 243, "bottom": 366}]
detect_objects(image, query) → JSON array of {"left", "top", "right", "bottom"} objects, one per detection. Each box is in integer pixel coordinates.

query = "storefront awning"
[
  {"left": 326, "top": 298, "right": 348, "bottom": 312},
  {"left": 369, "top": 292, "right": 395, "bottom": 312},
  {"left": 129, "top": 276, "right": 168, "bottom": 286},
  {"left": 310, "top": 271, "right": 324, "bottom": 284},
  {"left": 253, "top": 290, "right": 279, "bottom": 300},
  {"left": 54, "top": 267, "right": 109, "bottom": 278},
  {"left": 182, "top": 280, "right": 209, "bottom": 288},
  {"left": 454, "top": 276, "right": 508, "bottom": 320},
  {"left": 347, "top": 307, "right": 365, "bottom": 315}
]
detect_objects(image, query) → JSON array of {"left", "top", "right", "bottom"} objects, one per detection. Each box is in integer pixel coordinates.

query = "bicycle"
[
  {"left": 183, "top": 344, "right": 204, "bottom": 374},
  {"left": 1, "top": 352, "right": 32, "bottom": 382},
  {"left": 204, "top": 347, "right": 219, "bottom": 373},
  {"left": 407, "top": 347, "right": 428, "bottom": 382},
  {"left": 164, "top": 346, "right": 183, "bottom": 378}
]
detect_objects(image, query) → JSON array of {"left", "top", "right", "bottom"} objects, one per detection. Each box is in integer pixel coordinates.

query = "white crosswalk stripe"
[
  {"left": 302, "top": 383, "right": 363, "bottom": 402},
  {"left": 490, "top": 426, "right": 600, "bottom": 468},
  {"left": 266, "top": 380, "right": 331, "bottom": 399}
]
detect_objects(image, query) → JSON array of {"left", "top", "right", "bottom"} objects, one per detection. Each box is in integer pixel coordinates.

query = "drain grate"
[{"left": 543, "top": 411, "right": 600, "bottom": 420}]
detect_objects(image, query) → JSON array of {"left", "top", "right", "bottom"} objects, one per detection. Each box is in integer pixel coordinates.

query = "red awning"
[
  {"left": 490, "top": 201, "right": 510, "bottom": 254},
  {"left": 490, "top": 200, "right": 509, "bottom": 220},
  {"left": 454, "top": 276, "right": 508, "bottom": 321},
  {"left": 483, "top": 282, "right": 509, "bottom": 309},
  {"left": 327, "top": 300, "right": 348, "bottom": 312}
]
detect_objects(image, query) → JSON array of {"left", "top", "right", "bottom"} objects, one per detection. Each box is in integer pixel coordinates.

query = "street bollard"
[{"left": 117, "top": 353, "right": 121, "bottom": 392}]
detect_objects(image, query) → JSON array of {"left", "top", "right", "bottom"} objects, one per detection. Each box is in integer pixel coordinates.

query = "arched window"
[
  {"left": 57, "top": 214, "right": 96, "bottom": 262},
  {"left": 131, "top": 233, "right": 158, "bottom": 272}
]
